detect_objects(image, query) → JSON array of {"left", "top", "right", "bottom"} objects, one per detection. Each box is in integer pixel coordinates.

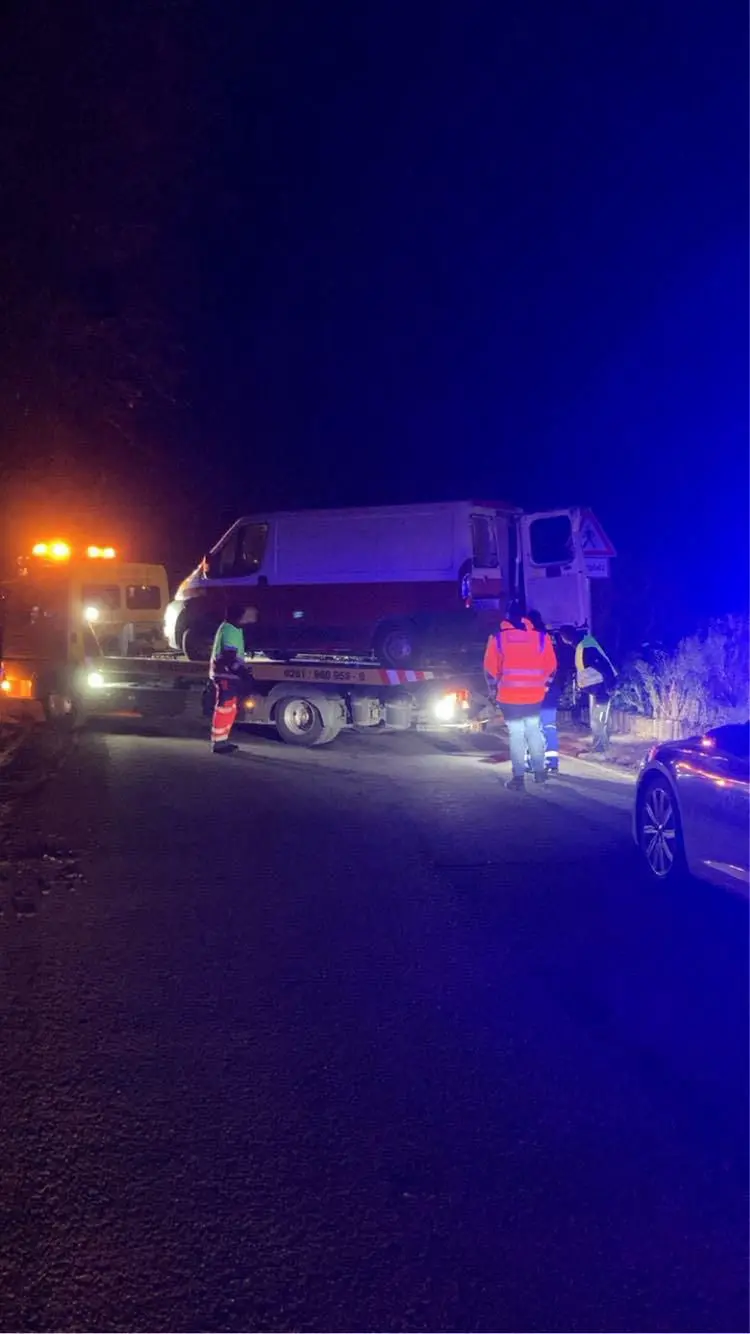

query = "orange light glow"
[
  {"left": 0, "top": 677, "right": 33, "bottom": 699},
  {"left": 87, "top": 545, "right": 117, "bottom": 559},
  {"left": 33, "top": 540, "right": 71, "bottom": 560}
]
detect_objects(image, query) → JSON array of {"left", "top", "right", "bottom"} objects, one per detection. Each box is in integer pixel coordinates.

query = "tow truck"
[{"left": 0, "top": 540, "right": 485, "bottom": 745}]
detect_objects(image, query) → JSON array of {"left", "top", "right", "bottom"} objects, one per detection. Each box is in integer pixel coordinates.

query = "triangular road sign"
[{"left": 578, "top": 511, "right": 616, "bottom": 558}]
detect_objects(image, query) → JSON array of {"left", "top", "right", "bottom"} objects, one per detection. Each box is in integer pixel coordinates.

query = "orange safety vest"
[{"left": 483, "top": 618, "right": 557, "bottom": 706}]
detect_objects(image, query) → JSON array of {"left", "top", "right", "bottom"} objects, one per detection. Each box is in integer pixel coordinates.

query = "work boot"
[
  {"left": 505, "top": 775, "right": 526, "bottom": 792},
  {"left": 212, "top": 741, "right": 239, "bottom": 754}
]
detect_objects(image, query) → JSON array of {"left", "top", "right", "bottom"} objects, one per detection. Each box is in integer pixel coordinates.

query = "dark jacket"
[{"left": 578, "top": 641, "right": 617, "bottom": 702}]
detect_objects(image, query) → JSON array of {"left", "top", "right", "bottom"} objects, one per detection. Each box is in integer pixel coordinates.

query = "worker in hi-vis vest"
[
  {"left": 209, "top": 603, "right": 255, "bottom": 754},
  {"left": 559, "top": 625, "right": 617, "bottom": 754},
  {"left": 484, "top": 601, "right": 557, "bottom": 790}
]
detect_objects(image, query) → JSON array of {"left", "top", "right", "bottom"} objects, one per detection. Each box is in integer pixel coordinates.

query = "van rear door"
[
  {"left": 468, "top": 510, "right": 503, "bottom": 606},
  {"left": 518, "top": 508, "right": 593, "bottom": 628}
]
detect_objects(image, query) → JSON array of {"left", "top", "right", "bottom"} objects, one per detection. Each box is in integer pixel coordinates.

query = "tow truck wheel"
[
  {"left": 274, "top": 696, "right": 341, "bottom": 746},
  {"left": 44, "top": 692, "right": 78, "bottom": 729}
]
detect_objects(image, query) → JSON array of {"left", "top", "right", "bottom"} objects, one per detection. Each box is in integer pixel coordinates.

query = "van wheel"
[
  {"left": 275, "top": 696, "right": 326, "bottom": 746},
  {"left": 374, "top": 620, "right": 419, "bottom": 668},
  {"left": 182, "top": 624, "right": 215, "bottom": 662}
]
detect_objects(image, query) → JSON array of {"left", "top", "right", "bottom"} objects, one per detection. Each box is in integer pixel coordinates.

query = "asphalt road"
[{"left": 0, "top": 723, "right": 747, "bottom": 1333}]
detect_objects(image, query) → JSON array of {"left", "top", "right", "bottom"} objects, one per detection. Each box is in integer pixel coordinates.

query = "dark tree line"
[{"left": 0, "top": 0, "right": 220, "bottom": 566}]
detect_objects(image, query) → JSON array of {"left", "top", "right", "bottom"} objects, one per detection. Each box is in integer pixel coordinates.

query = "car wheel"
[{"left": 637, "top": 775, "right": 687, "bottom": 881}]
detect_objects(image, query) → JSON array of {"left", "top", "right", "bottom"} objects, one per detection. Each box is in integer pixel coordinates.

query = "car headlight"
[{"left": 87, "top": 671, "right": 105, "bottom": 689}]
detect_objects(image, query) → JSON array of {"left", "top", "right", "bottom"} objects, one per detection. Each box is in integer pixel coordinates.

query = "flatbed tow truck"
[{"left": 0, "top": 542, "right": 486, "bottom": 746}]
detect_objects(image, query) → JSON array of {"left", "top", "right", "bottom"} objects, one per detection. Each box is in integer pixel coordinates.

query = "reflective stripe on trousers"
[{"left": 211, "top": 678, "right": 239, "bottom": 745}]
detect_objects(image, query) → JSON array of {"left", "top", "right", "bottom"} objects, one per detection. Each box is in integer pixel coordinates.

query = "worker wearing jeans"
[
  {"left": 559, "top": 626, "right": 617, "bottom": 756},
  {"left": 484, "top": 602, "right": 557, "bottom": 791},
  {"left": 525, "top": 610, "right": 561, "bottom": 774},
  {"left": 506, "top": 710, "right": 546, "bottom": 781}
]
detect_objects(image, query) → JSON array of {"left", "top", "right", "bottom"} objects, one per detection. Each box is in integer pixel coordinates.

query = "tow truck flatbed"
[
  {"left": 1, "top": 648, "right": 484, "bottom": 745},
  {"left": 96, "top": 655, "right": 449, "bottom": 689}
]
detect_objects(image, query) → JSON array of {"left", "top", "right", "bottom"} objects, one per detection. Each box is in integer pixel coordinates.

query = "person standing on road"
[
  {"left": 209, "top": 603, "right": 254, "bottom": 754},
  {"left": 525, "top": 609, "right": 562, "bottom": 774},
  {"left": 559, "top": 625, "right": 617, "bottom": 755},
  {"left": 484, "top": 601, "right": 557, "bottom": 791}
]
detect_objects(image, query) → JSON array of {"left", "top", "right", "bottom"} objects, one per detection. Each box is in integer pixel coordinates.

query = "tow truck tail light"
[{"left": 433, "top": 688, "right": 471, "bottom": 723}]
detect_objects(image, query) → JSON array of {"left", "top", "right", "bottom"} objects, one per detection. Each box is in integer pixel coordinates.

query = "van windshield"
[
  {"left": 126, "top": 585, "right": 162, "bottom": 611},
  {"left": 215, "top": 522, "right": 268, "bottom": 577}
]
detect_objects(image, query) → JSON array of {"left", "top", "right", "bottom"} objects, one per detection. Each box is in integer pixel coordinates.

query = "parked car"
[{"left": 633, "top": 721, "right": 749, "bottom": 893}]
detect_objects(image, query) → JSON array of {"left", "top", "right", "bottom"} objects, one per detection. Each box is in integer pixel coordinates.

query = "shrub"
[{"left": 614, "top": 614, "right": 749, "bottom": 735}]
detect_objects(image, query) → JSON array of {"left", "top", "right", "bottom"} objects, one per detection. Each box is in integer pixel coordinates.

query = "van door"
[
  {"left": 207, "top": 519, "right": 275, "bottom": 644},
  {"left": 468, "top": 511, "right": 503, "bottom": 606},
  {"left": 518, "top": 508, "right": 592, "bottom": 629}
]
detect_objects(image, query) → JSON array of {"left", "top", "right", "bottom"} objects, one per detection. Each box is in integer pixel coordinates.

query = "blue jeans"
[
  {"left": 590, "top": 697, "right": 612, "bottom": 751},
  {"left": 541, "top": 704, "right": 559, "bottom": 770},
  {"left": 525, "top": 704, "right": 559, "bottom": 771},
  {"left": 507, "top": 714, "right": 545, "bottom": 778}
]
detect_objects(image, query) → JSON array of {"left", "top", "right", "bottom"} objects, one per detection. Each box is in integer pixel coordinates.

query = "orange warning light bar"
[{"left": 31, "top": 540, "right": 71, "bottom": 560}]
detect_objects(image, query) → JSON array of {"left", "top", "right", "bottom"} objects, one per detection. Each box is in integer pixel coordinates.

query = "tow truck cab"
[{"left": 0, "top": 542, "right": 171, "bottom": 722}]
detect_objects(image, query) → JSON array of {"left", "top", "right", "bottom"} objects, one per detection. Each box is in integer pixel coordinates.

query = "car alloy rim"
[{"left": 642, "top": 785, "right": 677, "bottom": 877}]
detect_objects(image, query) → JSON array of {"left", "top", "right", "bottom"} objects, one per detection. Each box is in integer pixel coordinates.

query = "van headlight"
[
  {"left": 164, "top": 602, "right": 180, "bottom": 643},
  {"left": 87, "top": 671, "right": 105, "bottom": 690}
]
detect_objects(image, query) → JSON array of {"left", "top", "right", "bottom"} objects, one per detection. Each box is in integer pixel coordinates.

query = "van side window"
[
  {"left": 235, "top": 523, "right": 268, "bottom": 576},
  {"left": 126, "top": 585, "right": 162, "bottom": 611},
  {"left": 82, "top": 584, "right": 121, "bottom": 610},
  {"left": 528, "top": 515, "right": 574, "bottom": 566},
  {"left": 471, "top": 515, "right": 499, "bottom": 568}
]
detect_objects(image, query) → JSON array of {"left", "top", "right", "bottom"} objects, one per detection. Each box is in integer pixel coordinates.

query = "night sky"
[{"left": 0, "top": 1, "right": 746, "bottom": 635}]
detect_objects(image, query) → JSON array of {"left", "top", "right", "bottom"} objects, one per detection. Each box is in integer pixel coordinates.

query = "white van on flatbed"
[{"left": 165, "top": 500, "right": 611, "bottom": 666}]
